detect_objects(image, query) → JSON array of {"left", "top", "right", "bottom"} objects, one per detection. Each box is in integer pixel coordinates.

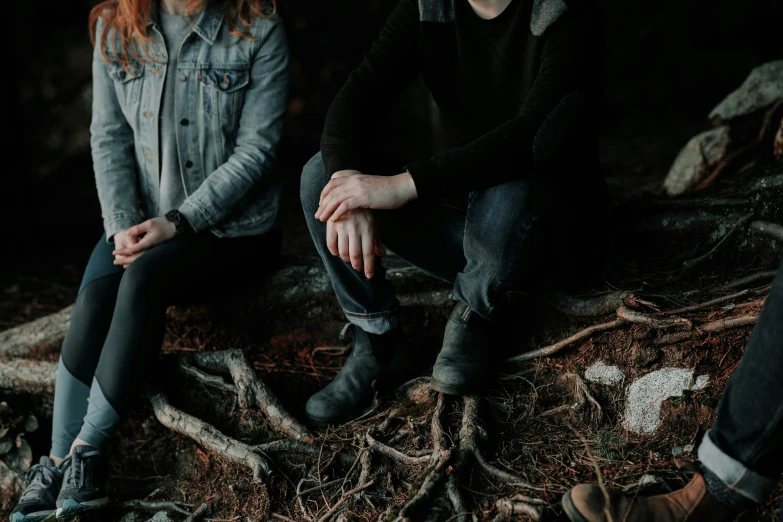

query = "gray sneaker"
[
  {"left": 9, "top": 456, "right": 66, "bottom": 522},
  {"left": 55, "top": 446, "right": 109, "bottom": 519}
]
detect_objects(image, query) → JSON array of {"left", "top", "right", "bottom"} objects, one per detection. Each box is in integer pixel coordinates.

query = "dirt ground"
[{"left": 1, "top": 148, "right": 781, "bottom": 520}]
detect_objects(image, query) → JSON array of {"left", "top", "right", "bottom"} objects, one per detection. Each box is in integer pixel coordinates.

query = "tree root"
[
  {"left": 375, "top": 394, "right": 546, "bottom": 522},
  {"left": 494, "top": 494, "right": 548, "bottom": 520},
  {"left": 505, "top": 319, "right": 624, "bottom": 363},
  {"left": 682, "top": 221, "right": 743, "bottom": 272},
  {"left": 653, "top": 314, "right": 759, "bottom": 345},
  {"left": 187, "top": 349, "right": 314, "bottom": 443},
  {"left": 616, "top": 306, "right": 691, "bottom": 329},
  {"left": 113, "top": 500, "right": 193, "bottom": 516},
  {"left": 750, "top": 220, "right": 783, "bottom": 242},
  {"left": 546, "top": 292, "right": 653, "bottom": 317},
  {"left": 0, "top": 305, "right": 72, "bottom": 358},
  {"left": 0, "top": 359, "right": 57, "bottom": 396},
  {"left": 148, "top": 386, "right": 273, "bottom": 482}
]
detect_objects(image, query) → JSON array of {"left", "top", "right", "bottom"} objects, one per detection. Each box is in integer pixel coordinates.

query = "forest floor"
[{"left": 1, "top": 143, "right": 781, "bottom": 521}]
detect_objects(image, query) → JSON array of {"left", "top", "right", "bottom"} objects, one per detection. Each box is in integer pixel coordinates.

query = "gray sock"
[{"left": 701, "top": 464, "right": 754, "bottom": 513}]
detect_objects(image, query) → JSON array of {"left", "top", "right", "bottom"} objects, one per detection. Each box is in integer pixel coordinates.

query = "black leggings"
[{"left": 51, "top": 230, "right": 280, "bottom": 458}]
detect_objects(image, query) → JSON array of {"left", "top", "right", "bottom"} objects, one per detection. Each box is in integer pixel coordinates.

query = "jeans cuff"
[
  {"left": 698, "top": 429, "right": 778, "bottom": 503},
  {"left": 344, "top": 311, "right": 400, "bottom": 335}
]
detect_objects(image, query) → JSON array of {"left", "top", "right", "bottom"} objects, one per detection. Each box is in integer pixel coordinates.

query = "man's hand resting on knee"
[
  {"left": 326, "top": 208, "right": 386, "bottom": 279},
  {"left": 315, "top": 169, "right": 417, "bottom": 223}
]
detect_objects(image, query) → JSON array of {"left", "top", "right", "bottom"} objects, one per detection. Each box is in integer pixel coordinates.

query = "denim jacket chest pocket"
[
  {"left": 201, "top": 66, "right": 250, "bottom": 125},
  {"left": 109, "top": 64, "right": 145, "bottom": 110}
]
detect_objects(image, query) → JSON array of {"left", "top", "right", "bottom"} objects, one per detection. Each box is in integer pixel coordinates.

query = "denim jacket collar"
[{"left": 147, "top": 0, "right": 224, "bottom": 45}]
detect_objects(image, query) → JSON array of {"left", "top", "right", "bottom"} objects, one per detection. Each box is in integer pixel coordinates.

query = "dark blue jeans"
[
  {"left": 300, "top": 151, "right": 583, "bottom": 333},
  {"left": 697, "top": 259, "right": 783, "bottom": 504}
]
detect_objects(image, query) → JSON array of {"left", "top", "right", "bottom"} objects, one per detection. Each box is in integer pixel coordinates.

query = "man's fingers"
[
  {"left": 362, "top": 231, "right": 375, "bottom": 278},
  {"left": 349, "top": 227, "right": 363, "bottom": 272},
  {"left": 330, "top": 199, "right": 357, "bottom": 223},
  {"left": 319, "top": 176, "right": 352, "bottom": 204},
  {"left": 326, "top": 221, "right": 339, "bottom": 256},
  {"left": 337, "top": 226, "right": 350, "bottom": 263},
  {"left": 317, "top": 190, "right": 348, "bottom": 222}
]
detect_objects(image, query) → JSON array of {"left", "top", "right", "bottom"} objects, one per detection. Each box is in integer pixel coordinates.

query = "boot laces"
[
  {"left": 20, "top": 464, "right": 56, "bottom": 500},
  {"left": 68, "top": 450, "right": 101, "bottom": 488}
]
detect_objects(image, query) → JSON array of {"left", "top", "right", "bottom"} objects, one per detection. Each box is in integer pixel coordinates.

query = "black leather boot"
[
  {"left": 305, "top": 325, "right": 410, "bottom": 426},
  {"left": 431, "top": 302, "right": 490, "bottom": 395}
]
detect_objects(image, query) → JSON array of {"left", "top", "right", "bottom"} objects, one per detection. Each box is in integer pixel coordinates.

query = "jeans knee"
[{"left": 300, "top": 151, "right": 329, "bottom": 213}]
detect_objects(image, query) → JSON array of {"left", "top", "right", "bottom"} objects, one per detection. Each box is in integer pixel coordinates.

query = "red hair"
[{"left": 89, "top": 0, "right": 276, "bottom": 71}]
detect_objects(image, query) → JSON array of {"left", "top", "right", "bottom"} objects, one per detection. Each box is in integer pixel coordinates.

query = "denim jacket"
[{"left": 91, "top": 1, "right": 289, "bottom": 241}]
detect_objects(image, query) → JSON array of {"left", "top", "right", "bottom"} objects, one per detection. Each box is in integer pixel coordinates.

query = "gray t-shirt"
[{"left": 156, "top": 10, "right": 192, "bottom": 216}]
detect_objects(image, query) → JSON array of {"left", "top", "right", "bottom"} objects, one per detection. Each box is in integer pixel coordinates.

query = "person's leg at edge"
[
  {"left": 51, "top": 234, "right": 124, "bottom": 463},
  {"left": 432, "top": 178, "right": 546, "bottom": 395},
  {"left": 300, "top": 152, "right": 465, "bottom": 425},
  {"left": 697, "top": 257, "right": 783, "bottom": 510},
  {"left": 9, "top": 235, "right": 122, "bottom": 522},
  {"left": 562, "top": 259, "right": 783, "bottom": 522},
  {"left": 53, "top": 231, "right": 280, "bottom": 517}
]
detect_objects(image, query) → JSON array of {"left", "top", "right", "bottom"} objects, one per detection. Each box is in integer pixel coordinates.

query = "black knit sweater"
[{"left": 321, "top": 0, "right": 606, "bottom": 204}]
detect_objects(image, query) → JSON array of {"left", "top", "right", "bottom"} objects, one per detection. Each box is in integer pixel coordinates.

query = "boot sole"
[
  {"left": 9, "top": 511, "right": 54, "bottom": 522},
  {"left": 561, "top": 490, "right": 591, "bottom": 522},
  {"left": 430, "top": 377, "right": 484, "bottom": 396},
  {"left": 55, "top": 497, "right": 110, "bottom": 519}
]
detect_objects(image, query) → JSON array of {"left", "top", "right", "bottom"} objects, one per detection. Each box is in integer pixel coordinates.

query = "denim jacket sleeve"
[
  {"left": 178, "top": 16, "right": 289, "bottom": 233},
  {"left": 90, "top": 19, "right": 143, "bottom": 243}
]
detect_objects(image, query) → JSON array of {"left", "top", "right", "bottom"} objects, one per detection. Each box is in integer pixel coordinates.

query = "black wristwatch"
[{"left": 165, "top": 210, "right": 193, "bottom": 238}]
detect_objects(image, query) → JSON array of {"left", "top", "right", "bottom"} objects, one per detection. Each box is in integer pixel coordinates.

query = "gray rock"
[
  {"left": 623, "top": 368, "right": 709, "bottom": 435},
  {"left": 663, "top": 126, "right": 730, "bottom": 196},
  {"left": 709, "top": 60, "right": 783, "bottom": 124},
  {"left": 147, "top": 512, "right": 173, "bottom": 522},
  {"left": 584, "top": 361, "right": 625, "bottom": 385}
]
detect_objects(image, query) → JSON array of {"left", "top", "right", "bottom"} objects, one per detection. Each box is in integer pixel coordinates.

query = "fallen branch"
[
  {"left": 505, "top": 319, "right": 624, "bottom": 363},
  {"left": 148, "top": 386, "right": 273, "bottom": 482},
  {"left": 653, "top": 314, "right": 759, "bottom": 345},
  {"left": 617, "top": 306, "right": 691, "bottom": 329},
  {"left": 183, "top": 503, "right": 210, "bottom": 522},
  {"left": 190, "top": 349, "right": 314, "bottom": 443}
]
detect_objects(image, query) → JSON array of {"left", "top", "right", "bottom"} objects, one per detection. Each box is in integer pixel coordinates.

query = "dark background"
[{"left": 6, "top": 0, "right": 783, "bottom": 279}]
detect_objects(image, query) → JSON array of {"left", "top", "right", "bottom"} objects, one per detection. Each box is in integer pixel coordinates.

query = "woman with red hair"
[{"left": 10, "top": 0, "right": 287, "bottom": 520}]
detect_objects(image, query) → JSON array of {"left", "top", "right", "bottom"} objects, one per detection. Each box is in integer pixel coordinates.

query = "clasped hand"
[{"left": 112, "top": 217, "right": 177, "bottom": 268}]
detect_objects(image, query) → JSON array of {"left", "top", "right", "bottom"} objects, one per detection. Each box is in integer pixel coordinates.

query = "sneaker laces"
[
  {"left": 68, "top": 450, "right": 102, "bottom": 488},
  {"left": 19, "top": 464, "right": 56, "bottom": 501}
]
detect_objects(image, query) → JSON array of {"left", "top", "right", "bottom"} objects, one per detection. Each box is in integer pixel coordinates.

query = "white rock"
[
  {"left": 709, "top": 60, "right": 783, "bottom": 124},
  {"left": 584, "top": 361, "right": 625, "bottom": 385},
  {"left": 663, "top": 126, "right": 730, "bottom": 196},
  {"left": 624, "top": 368, "right": 709, "bottom": 435}
]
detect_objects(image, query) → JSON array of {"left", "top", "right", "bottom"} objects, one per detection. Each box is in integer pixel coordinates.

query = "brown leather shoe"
[{"left": 562, "top": 473, "right": 734, "bottom": 522}]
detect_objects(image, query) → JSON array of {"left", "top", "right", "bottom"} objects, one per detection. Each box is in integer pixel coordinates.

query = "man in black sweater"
[{"left": 300, "top": 0, "right": 609, "bottom": 426}]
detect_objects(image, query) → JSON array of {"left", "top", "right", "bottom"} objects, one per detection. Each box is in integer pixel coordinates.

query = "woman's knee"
[{"left": 300, "top": 151, "right": 330, "bottom": 212}]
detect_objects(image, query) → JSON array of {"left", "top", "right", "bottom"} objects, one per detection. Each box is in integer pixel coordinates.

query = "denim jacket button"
[
  {"left": 180, "top": 118, "right": 189, "bottom": 126},
  {"left": 184, "top": 160, "right": 194, "bottom": 168},
  {"left": 178, "top": 73, "right": 187, "bottom": 82},
  {"left": 220, "top": 80, "right": 230, "bottom": 90},
  {"left": 119, "top": 70, "right": 127, "bottom": 80}
]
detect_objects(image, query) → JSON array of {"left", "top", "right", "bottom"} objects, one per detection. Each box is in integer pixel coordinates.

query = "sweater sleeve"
[
  {"left": 405, "top": 5, "right": 601, "bottom": 201},
  {"left": 320, "top": 0, "right": 421, "bottom": 176}
]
